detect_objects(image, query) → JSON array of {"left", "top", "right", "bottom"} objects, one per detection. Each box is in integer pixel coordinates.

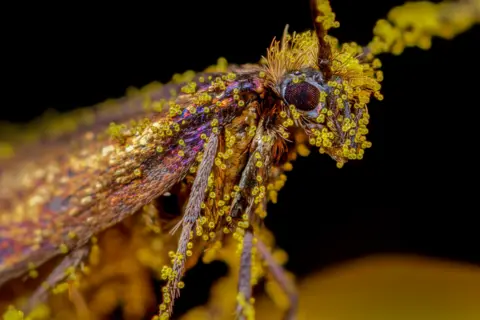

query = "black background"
[{"left": 1, "top": 0, "right": 479, "bottom": 318}]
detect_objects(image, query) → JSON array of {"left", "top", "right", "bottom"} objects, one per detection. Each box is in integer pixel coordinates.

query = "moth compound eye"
[{"left": 284, "top": 82, "right": 320, "bottom": 111}]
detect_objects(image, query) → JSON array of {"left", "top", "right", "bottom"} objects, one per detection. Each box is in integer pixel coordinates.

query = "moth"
[{"left": 1, "top": 0, "right": 475, "bottom": 319}]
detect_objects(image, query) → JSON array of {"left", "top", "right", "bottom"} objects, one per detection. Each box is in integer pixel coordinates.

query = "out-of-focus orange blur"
[{"left": 255, "top": 255, "right": 480, "bottom": 320}]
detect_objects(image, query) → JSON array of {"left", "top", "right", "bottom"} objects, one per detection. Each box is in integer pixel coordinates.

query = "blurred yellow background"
[{"left": 254, "top": 255, "right": 480, "bottom": 320}]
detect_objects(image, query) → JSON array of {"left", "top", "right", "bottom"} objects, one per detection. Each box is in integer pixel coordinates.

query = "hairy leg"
[
  {"left": 22, "top": 246, "right": 90, "bottom": 315},
  {"left": 236, "top": 230, "right": 254, "bottom": 320},
  {"left": 162, "top": 134, "right": 219, "bottom": 316},
  {"left": 256, "top": 239, "right": 298, "bottom": 320}
]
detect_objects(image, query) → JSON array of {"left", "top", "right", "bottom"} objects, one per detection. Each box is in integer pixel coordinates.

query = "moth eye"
[{"left": 284, "top": 82, "right": 320, "bottom": 111}]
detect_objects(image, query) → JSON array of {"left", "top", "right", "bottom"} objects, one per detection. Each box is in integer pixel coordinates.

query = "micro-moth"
[{"left": 1, "top": 1, "right": 478, "bottom": 319}]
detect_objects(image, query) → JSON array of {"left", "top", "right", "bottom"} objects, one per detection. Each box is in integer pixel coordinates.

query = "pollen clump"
[
  {"left": 2, "top": 306, "right": 24, "bottom": 320},
  {"left": 368, "top": 1, "right": 480, "bottom": 56}
]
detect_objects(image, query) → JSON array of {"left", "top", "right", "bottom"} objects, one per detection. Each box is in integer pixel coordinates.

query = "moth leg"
[
  {"left": 67, "top": 280, "right": 90, "bottom": 320},
  {"left": 22, "top": 246, "right": 90, "bottom": 315},
  {"left": 232, "top": 126, "right": 276, "bottom": 319},
  {"left": 256, "top": 239, "right": 298, "bottom": 320},
  {"left": 162, "top": 134, "right": 219, "bottom": 316},
  {"left": 235, "top": 229, "right": 254, "bottom": 320}
]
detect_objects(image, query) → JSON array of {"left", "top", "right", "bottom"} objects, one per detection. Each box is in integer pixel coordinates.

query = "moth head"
[
  {"left": 277, "top": 68, "right": 372, "bottom": 168},
  {"left": 263, "top": 0, "right": 377, "bottom": 168}
]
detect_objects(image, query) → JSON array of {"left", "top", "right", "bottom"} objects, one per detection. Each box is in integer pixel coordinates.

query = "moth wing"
[{"left": 0, "top": 82, "right": 199, "bottom": 285}]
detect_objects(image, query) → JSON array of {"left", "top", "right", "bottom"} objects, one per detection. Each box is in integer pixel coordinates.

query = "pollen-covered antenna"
[{"left": 310, "top": 0, "right": 333, "bottom": 79}]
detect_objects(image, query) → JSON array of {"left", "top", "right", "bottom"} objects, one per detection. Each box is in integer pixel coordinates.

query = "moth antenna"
[
  {"left": 310, "top": 0, "right": 333, "bottom": 79},
  {"left": 162, "top": 133, "right": 219, "bottom": 316},
  {"left": 256, "top": 238, "right": 298, "bottom": 320}
]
